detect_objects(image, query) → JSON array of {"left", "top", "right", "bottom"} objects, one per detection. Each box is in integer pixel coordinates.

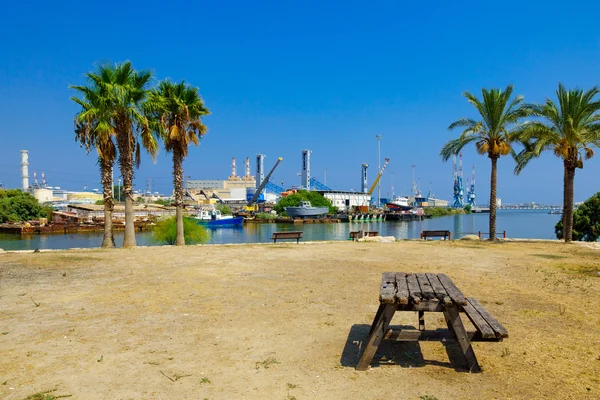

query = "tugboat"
[
  {"left": 284, "top": 201, "right": 328, "bottom": 218},
  {"left": 385, "top": 196, "right": 413, "bottom": 212}
]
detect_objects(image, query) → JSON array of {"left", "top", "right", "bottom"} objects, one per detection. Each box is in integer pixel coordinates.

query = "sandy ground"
[{"left": 0, "top": 240, "right": 599, "bottom": 400}]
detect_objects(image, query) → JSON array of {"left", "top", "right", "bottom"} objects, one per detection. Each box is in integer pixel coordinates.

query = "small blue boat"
[{"left": 194, "top": 209, "right": 244, "bottom": 227}]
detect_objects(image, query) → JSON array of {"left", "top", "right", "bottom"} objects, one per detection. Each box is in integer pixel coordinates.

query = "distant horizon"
[{"left": 2, "top": 1, "right": 600, "bottom": 204}]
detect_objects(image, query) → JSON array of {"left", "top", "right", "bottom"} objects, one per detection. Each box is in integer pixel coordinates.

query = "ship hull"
[{"left": 284, "top": 206, "right": 329, "bottom": 217}]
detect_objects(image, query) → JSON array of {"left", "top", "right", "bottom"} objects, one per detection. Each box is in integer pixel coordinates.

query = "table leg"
[
  {"left": 443, "top": 305, "right": 481, "bottom": 372},
  {"left": 418, "top": 311, "right": 425, "bottom": 331},
  {"left": 356, "top": 304, "right": 396, "bottom": 371},
  {"left": 368, "top": 304, "right": 385, "bottom": 335}
]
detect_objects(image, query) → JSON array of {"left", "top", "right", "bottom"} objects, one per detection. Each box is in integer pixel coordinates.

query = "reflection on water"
[{"left": 0, "top": 210, "right": 563, "bottom": 251}]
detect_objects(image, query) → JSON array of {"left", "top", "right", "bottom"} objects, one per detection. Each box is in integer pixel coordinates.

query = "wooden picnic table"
[{"left": 356, "top": 272, "right": 508, "bottom": 372}]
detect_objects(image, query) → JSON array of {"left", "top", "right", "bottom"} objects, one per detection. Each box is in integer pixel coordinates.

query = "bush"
[
  {"left": 152, "top": 216, "right": 209, "bottom": 245},
  {"left": 217, "top": 204, "right": 232, "bottom": 215},
  {"left": 555, "top": 192, "right": 600, "bottom": 241},
  {"left": 274, "top": 190, "right": 336, "bottom": 214},
  {"left": 423, "top": 207, "right": 457, "bottom": 217},
  {"left": 0, "top": 189, "right": 51, "bottom": 223},
  {"left": 255, "top": 212, "right": 276, "bottom": 220}
]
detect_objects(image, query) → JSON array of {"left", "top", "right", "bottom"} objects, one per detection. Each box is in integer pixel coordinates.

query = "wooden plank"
[
  {"left": 356, "top": 304, "right": 396, "bottom": 370},
  {"left": 467, "top": 297, "right": 509, "bottom": 338},
  {"left": 443, "top": 305, "right": 481, "bottom": 372},
  {"left": 437, "top": 274, "right": 467, "bottom": 305},
  {"left": 405, "top": 274, "right": 422, "bottom": 304},
  {"left": 426, "top": 273, "right": 452, "bottom": 305},
  {"left": 416, "top": 273, "right": 436, "bottom": 300},
  {"left": 379, "top": 272, "right": 396, "bottom": 304},
  {"left": 462, "top": 300, "right": 495, "bottom": 339},
  {"left": 394, "top": 272, "right": 409, "bottom": 305},
  {"left": 384, "top": 329, "right": 502, "bottom": 342}
]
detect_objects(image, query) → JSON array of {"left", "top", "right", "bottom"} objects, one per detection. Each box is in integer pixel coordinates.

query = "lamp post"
[
  {"left": 324, "top": 168, "right": 327, "bottom": 186},
  {"left": 376, "top": 135, "right": 382, "bottom": 208},
  {"left": 117, "top": 179, "right": 121, "bottom": 202}
]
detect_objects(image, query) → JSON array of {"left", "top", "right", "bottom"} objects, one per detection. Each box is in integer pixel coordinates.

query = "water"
[{"left": 0, "top": 210, "right": 562, "bottom": 251}]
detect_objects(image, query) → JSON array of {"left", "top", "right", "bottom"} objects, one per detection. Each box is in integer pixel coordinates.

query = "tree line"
[
  {"left": 441, "top": 84, "right": 600, "bottom": 242},
  {"left": 71, "top": 61, "right": 209, "bottom": 248}
]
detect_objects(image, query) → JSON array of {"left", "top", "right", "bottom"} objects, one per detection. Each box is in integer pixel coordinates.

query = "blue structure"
[
  {"left": 309, "top": 177, "right": 331, "bottom": 191},
  {"left": 452, "top": 154, "right": 464, "bottom": 208},
  {"left": 466, "top": 165, "right": 476, "bottom": 207},
  {"left": 265, "top": 181, "right": 284, "bottom": 194}
]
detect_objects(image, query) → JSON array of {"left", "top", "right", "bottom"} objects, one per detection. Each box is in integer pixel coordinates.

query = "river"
[{"left": 0, "top": 210, "right": 562, "bottom": 251}]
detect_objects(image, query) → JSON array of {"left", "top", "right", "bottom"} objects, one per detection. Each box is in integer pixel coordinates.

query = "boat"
[
  {"left": 284, "top": 201, "right": 329, "bottom": 218},
  {"left": 194, "top": 208, "right": 244, "bottom": 226},
  {"left": 385, "top": 196, "right": 413, "bottom": 212},
  {"left": 548, "top": 210, "right": 562, "bottom": 215}
]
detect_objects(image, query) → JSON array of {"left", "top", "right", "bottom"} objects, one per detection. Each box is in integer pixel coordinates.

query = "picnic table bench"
[
  {"left": 271, "top": 231, "right": 303, "bottom": 243},
  {"left": 421, "top": 230, "right": 452, "bottom": 240},
  {"left": 349, "top": 231, "right": 379, "bottom": 240},
  {"left": 356, "top": 272, "right": 508, "bottom": 372}
]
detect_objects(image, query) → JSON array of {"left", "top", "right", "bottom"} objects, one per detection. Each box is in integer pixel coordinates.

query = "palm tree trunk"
[
  {"left": 489, "top": 156, "right": 498, "bottom": 241},
  {"left": 117, "top": 125, "right": 136, "bottom": 248},
  {"left": 100, "top": 159, "right": 115, "bottom": 248},
  {"left": 562, "top": 161, "right": 576, "bottom": 242},
  {"left": 173, "top": 147, "right": 185, "bottom": 246}
]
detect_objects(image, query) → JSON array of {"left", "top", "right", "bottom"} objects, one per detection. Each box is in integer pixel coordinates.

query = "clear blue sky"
[{"left": 1, "top": 0, "right": 600, "bottom": 204}]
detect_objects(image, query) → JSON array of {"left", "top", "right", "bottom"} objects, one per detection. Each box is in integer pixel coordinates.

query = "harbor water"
[{"left": 0, "top": 210, "right": 562, "bottom": 251}]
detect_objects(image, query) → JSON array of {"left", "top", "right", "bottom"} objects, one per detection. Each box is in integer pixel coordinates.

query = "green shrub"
[
  {"left": 255, "top": 212, "right": 276, "bottom": 220},
  {"left": 152, "top": 216, "right": 209, "bottom": 245},
  {"left": 0, "top": 189, "right": 51, "bottom": 223},
  {"left": 274, "top": 190, "right": 336, "bottom": 214},
  {"left": 423, "top": 207, "right": 456, "bottom": 217},
  {"left": 216, "top": 204, "right": 232, "bottom": 215},
  {"left": 555, "top": 192, "right": 600, "bottom": 241}
]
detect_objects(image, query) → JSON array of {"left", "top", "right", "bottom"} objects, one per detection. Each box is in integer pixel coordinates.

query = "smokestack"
[
  {"left": 245, "top": 157, "right": 251, "bottom": 178},
  {"left": 20, "top": 150, "right": 29, "bottom": 190}
]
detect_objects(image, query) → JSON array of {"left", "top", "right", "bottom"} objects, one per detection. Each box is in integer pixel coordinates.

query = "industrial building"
[{"left": 317, "top": 190, "right": 372, "bottom": 212}]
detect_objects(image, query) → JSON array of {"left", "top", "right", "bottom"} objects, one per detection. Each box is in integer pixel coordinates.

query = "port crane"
[
  {"left": 246, "top": 157, "right": 283, "bottom": 210},
  {"left": 367, "top": 158, "right": 390, "bottom": 196}
]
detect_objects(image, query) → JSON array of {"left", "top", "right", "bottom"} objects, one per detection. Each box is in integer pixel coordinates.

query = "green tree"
[
  {"left": 441, "top": 85, "right": 528, "bottom": 240},
  {"left": 555, "top": 193, "right": 600, "bottom": 241},
  {"left": 145, "top": 80, "right": 209, "bottom": 246},
  {"left": 0, "top": 190, "right": 50, "bottom": 223},
  {"left": 72, "top": 61, "right": 158, "bottom": 248},
  {"left": 152, "top": 216, "right": 209, "bottom": 245},
  {"left": 71, "top": 78, "right": 118, "bottom": 247},
  {"left": 274, "top": 190, "right": 335, "bottom": 214},
  {"left": 515, "top": 84, "right": 600, "bottom": 242}
]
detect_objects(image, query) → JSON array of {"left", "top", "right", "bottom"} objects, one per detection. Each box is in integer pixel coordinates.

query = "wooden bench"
[
  {"left": 271, "top": 231, "right": 303, "bottom": 243},
  {"left": 356, "top": 272, "right": 508, "bottom": 372},
  {"left": 349, "top": 231, "right": 379, "bottom": 240},
  {"left": 421, "top": 230, "right": 451, "bottom": 240},
  {"left": 462, "top": 297, "right": 509, "bottom": 340}
]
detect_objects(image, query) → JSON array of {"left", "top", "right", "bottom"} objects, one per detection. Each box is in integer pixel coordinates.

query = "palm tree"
[
  {"left": 514, "top": 84, "right": 600, "bottom": 242},
  {"left": 441, "top": 85, "right": 528, "bottom": 240},
  {"left": 71, "top": 84, "right": 117, "bottom": 248},
  {"left": 76, "top": 61, "right": 158, "bottom": 247},
  {"left": 145, "top": 80, "right": 209, "bottom": 245}
]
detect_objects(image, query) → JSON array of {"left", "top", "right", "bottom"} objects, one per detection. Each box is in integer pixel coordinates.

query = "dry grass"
[{"left": 0, "top": 240, "right": 599, "bottom": 399}]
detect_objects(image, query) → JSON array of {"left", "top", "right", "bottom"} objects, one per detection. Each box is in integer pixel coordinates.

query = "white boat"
[
  {"left": 194, "top": 208, "right": 244, "bottom": 226},
  {"left": 386, "top": 196, "right": 413, "bottom": 211},
  {"left": 284, "top": 201, "right": 329, "bottom": 218}
]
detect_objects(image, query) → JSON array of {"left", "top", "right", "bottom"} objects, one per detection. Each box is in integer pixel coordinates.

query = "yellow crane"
[{"left": 368, "top": 158, "right": 390, "bottom": 196}]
